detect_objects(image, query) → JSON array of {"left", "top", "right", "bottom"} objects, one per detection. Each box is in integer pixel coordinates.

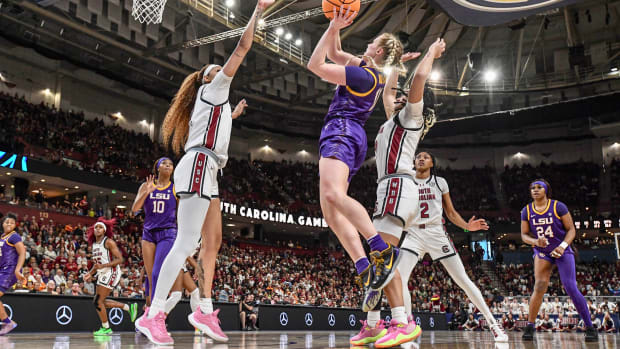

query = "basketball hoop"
[{"left": 132, "top": 0, "right": 167, "bottom": 24}]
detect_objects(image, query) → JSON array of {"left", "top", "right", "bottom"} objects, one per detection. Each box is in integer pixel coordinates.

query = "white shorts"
[
  {"left": 372, "top": 176, "right": 419, "bottom": 237},
  {"left": 401, "top": 224, "right": 457, "bottom": 261},
  {"left": 174, "top": 150, "right": 219, "bottom": 199},
  {"left": 97, "top": 267, "right": 121, "bottom": 289}
]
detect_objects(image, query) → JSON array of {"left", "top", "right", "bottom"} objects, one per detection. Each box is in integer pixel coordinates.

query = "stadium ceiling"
[{"left": 0, "top": 0, "right": 618, "bottom": 136}]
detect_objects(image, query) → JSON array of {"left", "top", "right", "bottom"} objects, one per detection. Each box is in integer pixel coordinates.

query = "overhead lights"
[
  {"left": 226, "top": 223, "right": 236, "bottom": 227},
  {"left": 116, "top": 205, "right": 126, "bottom": 209},
  {"left": 295, "top": 38, "right": 302, "bottom": 46},
  {"left": 430, "top": 70, "right": 441, "bottom": 81},
  {"left": 40, "top": 179, "right": 46, "bottom": 182},
  {"left": 284, "top": 32, "right": 292, "bottom": 40},
  {"left": 484, "top": 70, "right": 497, "bottom": 82},
  {"left": 74, "top": 185, "right": 79, "bottom": 189},
  {"left": 64, "top": 188, "right": 69, "bottom": 191},
  {"left": 225, "top": 0, "right": 234, "bottom": 8},
  {"left": 229, "top": 13, "right": 235, "bottom": 19},
  {"left": 275, "top": 27, "right": 284, "bottom": 36}
]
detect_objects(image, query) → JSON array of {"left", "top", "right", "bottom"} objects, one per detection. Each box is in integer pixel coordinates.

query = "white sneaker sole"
[
  {"left": 135, "top": 318, "right": 173, "bottom": 345},
  {"left": 187, "top": 312, "right": 229, "bottom": 342}
]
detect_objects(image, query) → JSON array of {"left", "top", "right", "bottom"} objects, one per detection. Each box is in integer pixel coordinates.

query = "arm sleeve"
[
  {"left": 556, "top": 201, "right": 569, "bottom": 216},
  {"left": 437, "top": 177, "right": 449, "bottom": 193},
  {"left": 398, "top": 100, "right": 424, "bottom": 128},
  {"left": 521, "top": 207, "right": 528, "bottom": 221},
  {"left": 201, "top": 72, "right": 233, "bottom": 104},
  {"left": 345, "top": 66, "right": 376, "bottom": 93},
  {"left": 8, "top": 233, "right": 22, "bottom": 245}
]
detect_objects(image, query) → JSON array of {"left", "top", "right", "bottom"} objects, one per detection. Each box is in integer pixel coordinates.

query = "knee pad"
[{"left": 93, "top": 294, "right": 102, "bottom": 312}]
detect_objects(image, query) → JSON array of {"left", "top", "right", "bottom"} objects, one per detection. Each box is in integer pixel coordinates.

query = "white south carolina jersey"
[
  {"left": 374, "top": 100, "right": 424, "bottom": 178},
  {"left": 412, "top": 175, "right": 449, "bottom": 225},
  {"left": 92, "top": 237, "right": 121, "bottom": 277},
  {"left": 184, "top": 71, "right": 233, "bottom": 169}
]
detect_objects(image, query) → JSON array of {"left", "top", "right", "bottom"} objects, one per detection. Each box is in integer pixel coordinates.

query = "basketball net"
[{"left": 132, "top": 0, "right": 166, "bottom": 24}]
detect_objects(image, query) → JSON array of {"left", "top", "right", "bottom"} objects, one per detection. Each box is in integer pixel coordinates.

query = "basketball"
[{"left": 322, "top": 0, "right": 360, "bottom": 20}]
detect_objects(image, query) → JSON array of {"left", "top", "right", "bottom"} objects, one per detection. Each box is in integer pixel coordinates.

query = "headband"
[
  {"left": 203, "top": 64, "right": 219, "bottom": 79},
  {"left": 531, "top": 181, "right": 548, "bottom": 193},
  {"left": 156, "top": 157, "right": 171, "bottom": 171},
  {"left": 94, "top": 222, "right": 106, "bottom": 232}
]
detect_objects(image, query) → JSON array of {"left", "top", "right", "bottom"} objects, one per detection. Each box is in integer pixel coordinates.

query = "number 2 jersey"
[
  {"left": 143, "top": 182, "right": 177, "bottom": 234},
  {"left": 521, "top": 199, "right": 573, "bottom": 256}
]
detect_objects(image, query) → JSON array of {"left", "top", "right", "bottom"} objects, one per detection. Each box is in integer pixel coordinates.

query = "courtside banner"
[{"left": 428, "top": 0, "right": 582, "bottom": 26}]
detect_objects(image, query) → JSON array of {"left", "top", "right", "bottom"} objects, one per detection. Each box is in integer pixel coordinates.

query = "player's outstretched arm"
[
  {"left": 442, "top": 192, "right": 488, "bottom": 231},
  {"left": 326, "top": 10, "right": 361, "bottom": 67},
  {"left": 408, "top": 38, "right": 445, "bottom": 104},
  {"left": 221, "top": 0, "right": 274, "bottom": 78},
  {"left": 307, "top": 6, "right": 357, "bottom": 85},
  {"left": 132, "top": 175, "right": 157, "bottom": 213},
  {"left": 383, "top": 52, "right": 420, "bottom": 119}
]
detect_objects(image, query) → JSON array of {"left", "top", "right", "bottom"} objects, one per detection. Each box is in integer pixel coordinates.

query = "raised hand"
[
  {"left": 145, "top": 175, "right": 157, "bottom": 194},
  {"left": 429, "top": 38, "right": 446, "bottom": 59},
  {"left": 329, "top": 5, "right": 357, "bottom": 31},
  {"left": 257, "top": 0, "right": 275, "bottom": 10},
  {"left": 232, "top": 99, "right": 248, "bottom": 119},
  {"left": 401, "top": 52, "right": 421, "bottom": 63},
  {"left": 466, "top": 216, "right": 489, "bottom": 231}
]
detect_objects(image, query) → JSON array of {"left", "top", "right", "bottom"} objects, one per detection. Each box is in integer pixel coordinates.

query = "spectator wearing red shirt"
[{"left": 65, "top": 257, "right": 78, "bottom": 274}]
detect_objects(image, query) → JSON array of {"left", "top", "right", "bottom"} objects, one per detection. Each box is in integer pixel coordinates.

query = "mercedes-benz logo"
[
  {"left": 279, "top": 312, "right": 288, "bottom": 326},
  {"left": 3, "top": 304, "right": 12, "bottom": 320},
  {"left": 416, "top": 316, "right": 421, "bottom": 326},
  {"left": 429, "top": 316, "right": 435, "bottom": 328},
  {"left": 328, "top": 313, "right": 336, "bottom": 327},
  {"left": 385, "top": 315, "right": 391, "bottom": 323},
  {"left": 108, "top": 308, "right": 123, "bottom": 325},
  {"left": 348, "top": 314, "right": 356, "bottom": 327},
  {"left": 304, "top": 313, "right": 313, "bottom": 327},
  {"left": 56, "top": 305, "right": 73, "bottom": 325}
]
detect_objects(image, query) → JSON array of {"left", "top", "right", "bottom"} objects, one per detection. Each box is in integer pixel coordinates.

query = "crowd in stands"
[
  {"left": 456, "top": 295, "right": 619, "bottom": 333},
  {"left": 501, "top": 161, "right": 600, "bottom": 214},
  {"left": 0, "top": 92, "right": 165, "bottom": 182},
  {"left": 496, "top": 260, "right": 620, "bottom": 297}
]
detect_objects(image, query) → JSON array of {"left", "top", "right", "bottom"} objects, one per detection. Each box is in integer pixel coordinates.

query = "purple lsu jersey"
[
  {"left": 143, "top": 182, "right": 177, "bottom": 233},
  {"left": 324, "top": 62, "right": 385, "bottom": 125},
  {"left": 521, "top": 199, "right": 573, "bottom": 256},
  {"left": 0, "top": 231, "right": 22, "bottom": 270}
]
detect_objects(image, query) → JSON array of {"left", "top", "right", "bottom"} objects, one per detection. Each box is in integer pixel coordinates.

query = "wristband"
[
  {"left": 464, "top": 229, "right": 469, "bottom": 233},
  {"left": 559, "top": 241, "right": 569, "bottom": 249}
]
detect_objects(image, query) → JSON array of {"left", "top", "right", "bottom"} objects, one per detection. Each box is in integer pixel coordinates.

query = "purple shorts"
[
  {"left": 533, "top": 246, "right": 574, "bottom": 264},
  {"left": 319, "top": 118, "right": 367, "bottom": 182},
  {"left": 0, "top": 271, "right": 17, "bottom": 293},
  {"left": 142, "top": 227, "right": 177, "bottom": 244}
]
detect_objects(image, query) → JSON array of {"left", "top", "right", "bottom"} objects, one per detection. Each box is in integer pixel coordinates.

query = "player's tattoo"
[{"left": 196, "top": 257, "right": 207, "bottom": 298}]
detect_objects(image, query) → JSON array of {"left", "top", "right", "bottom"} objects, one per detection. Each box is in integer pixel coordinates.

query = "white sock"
[
  {"left": 102, "top": 321, "right": 109, "bottom": 329},
  {"left": 149, "top": 194, "right": 208, "bottom": 319},
  {"left": 367, "top": 310, "right": 381, "bottom": 327},
  {"left": 123, "top": 304, "right": 129, "bottom": 311},
  {"left": 165, "top": 291, "right": 183, "bottom": 314},
  {"left": 200, "top": 298, "right": 213, "bottom": 314},
  {"left": 391, "top": 306, "right": 407, "bottom": 325},
  {"left": 190, "top": 289, "right": 200, "bottom": 313},
  {"left": 148, "top": 299, "right": 166, "bottom": 319}
]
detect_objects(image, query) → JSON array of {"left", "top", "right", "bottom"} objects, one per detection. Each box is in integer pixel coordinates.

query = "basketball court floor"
[{"left": 0, "top": 331, "right": 617, "bottom": 348}]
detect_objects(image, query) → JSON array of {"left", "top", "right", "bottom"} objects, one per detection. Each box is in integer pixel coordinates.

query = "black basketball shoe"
[
  {"left": 585, "top": 326, "right": 599, "bottom": 342},
  {"left": 522, "top": 323, "right": 535, "bottom": 341},
  {"left": 369, "top": 244, "right": 401, "bottom": 290},
  {"left": 355, "top": 264, "right": 374, "bottom": 290}
]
